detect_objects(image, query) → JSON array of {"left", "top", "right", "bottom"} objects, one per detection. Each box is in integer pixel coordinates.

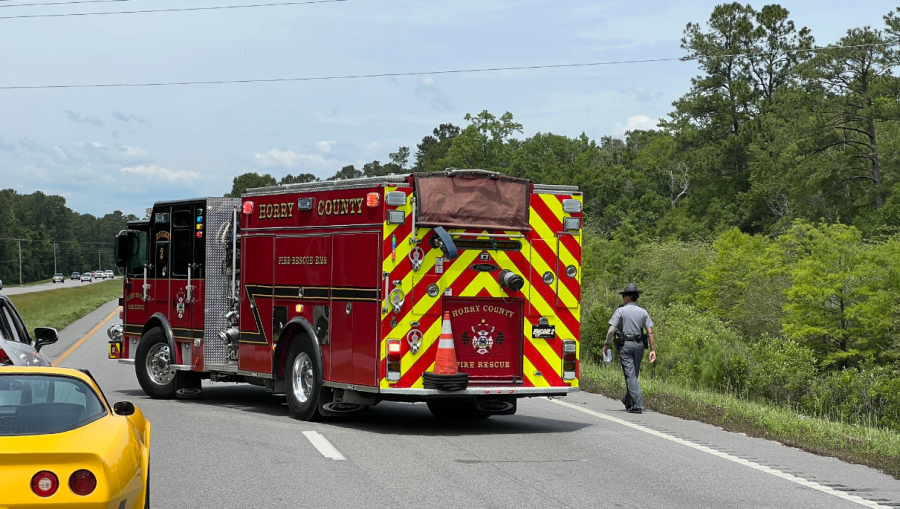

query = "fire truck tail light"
[
  {"left": 563, "top": 217, "right": 581, "bottom": 231},
  {"left": 242, "top": 201, "right": 254, "bottom": 215},
  {"left": 366, "top": 193, "right": 380, "bottom": 207},
  {"left": 295, "top": 304, "right": 303, "bottom": 313},
  {"left": 387, "top": 339, "right": 402, "bottom": 381},
  {"left": 385, "top": 191, "right": 407, "bottom": 206},
  {"left": 562, "top": 199, "right": 582, "bottom": 213},
  {"left": 562, "top": 340, "right": 577, "bottom": 380}
]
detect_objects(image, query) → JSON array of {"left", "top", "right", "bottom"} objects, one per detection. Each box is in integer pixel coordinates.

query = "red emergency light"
[
  {"left": 366, "top": 193, "right": 379, "bottom": 207},
  {"left": 242, "top": 201, "right": 254, "bottom": 215}
]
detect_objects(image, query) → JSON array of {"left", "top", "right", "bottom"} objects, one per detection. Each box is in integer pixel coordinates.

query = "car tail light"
[
  {"left": 562, "top": 340, "right": 577, "bottom": 380},
  {"left": 0, "top": 348, "right": 12, "bottom": 366},
  {"left": 386, "top": 339, "right": 401, "bottom": 381},
  {"left": 31, "top": 471, "right": 59, "bottom": 497},
  {"left": 69, "top": 469, "right": 97, "bottom": 496}
]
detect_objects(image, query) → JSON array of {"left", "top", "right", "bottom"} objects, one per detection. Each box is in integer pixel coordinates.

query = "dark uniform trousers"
[{"left": 619, "top": 340, "right": 645, "bottom": 410}]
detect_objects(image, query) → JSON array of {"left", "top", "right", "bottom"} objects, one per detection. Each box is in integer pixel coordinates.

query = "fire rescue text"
[{"left": 317, "top": 197, "right": 364, "bottom": 217}]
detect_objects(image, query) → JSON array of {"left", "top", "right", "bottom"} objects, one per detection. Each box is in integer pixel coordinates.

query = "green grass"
[
  {"left": 8, "top": 280, "right": 121, "bottom": 332},
  {"left": 580, "top": 359, "right": 900, "bottom": 479},
  {"left": 4, "top": 278, "right": 53, "bottom": 288}
]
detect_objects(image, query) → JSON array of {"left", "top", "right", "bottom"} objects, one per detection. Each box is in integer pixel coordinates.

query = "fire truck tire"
[
  {"left": 285, "top": 337, "right": 323, "bottom": 421},
  {"left": 135, "top": 329, "right": 177, "bottom": 399},
  {"left": 426, "top": 399, "right": 490, "bottom": 419}
]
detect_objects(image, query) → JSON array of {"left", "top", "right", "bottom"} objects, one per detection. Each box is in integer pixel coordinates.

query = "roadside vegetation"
[
  {"left": 581, "top": 360, "right": 900, "bottom": 479},
  {"left": 9, "top": 280, "right": 120, "bottom": 332}
]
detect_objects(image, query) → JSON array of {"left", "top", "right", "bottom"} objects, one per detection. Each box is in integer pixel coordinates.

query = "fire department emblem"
[
  {"left": 175, "top": 289, "right": 186, "bottom": 319},
  {"left": 461, "top": 319, "right": 505, "bottom": 356}
]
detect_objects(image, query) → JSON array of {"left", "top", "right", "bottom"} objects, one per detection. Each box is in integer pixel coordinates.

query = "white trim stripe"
[
  {"left": 302, "top": 431, "right": 346, "bottom": 461},
  {"left": 548, "top": 399, "right": 889, "bottom": 509},
  {"left": 438, "top": 338, "right": 454, "bottom": 348}
]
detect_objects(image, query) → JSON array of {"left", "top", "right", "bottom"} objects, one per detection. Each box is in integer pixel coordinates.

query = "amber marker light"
[{"left": 366, "top": 193, "right": 379, "bottom": 207}]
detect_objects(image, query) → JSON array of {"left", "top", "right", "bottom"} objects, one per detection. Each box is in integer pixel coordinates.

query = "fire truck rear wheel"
[
  {"left": 426, "top": 399, "right": 490, "bottom": 419},
  {"left": 135, "top": 328, "right": 177, "bottom": 399},
  {"left": 285, "top": 336, "right": 322, "bottom": 421}
]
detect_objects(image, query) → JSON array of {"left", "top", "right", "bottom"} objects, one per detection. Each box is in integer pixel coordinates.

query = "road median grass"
[
  {"left": 580, "top": 359, "right": 900, "bottom": 479},
  {"left": 8, "top": 280, "right": 121, "bottom": 332}
]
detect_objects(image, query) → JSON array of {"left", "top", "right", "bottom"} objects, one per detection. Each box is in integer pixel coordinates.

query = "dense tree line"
[{"left": 0, "top": 189, "right": 137, "bottom": 284}]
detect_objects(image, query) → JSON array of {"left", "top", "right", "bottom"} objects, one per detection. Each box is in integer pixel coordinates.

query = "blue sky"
[{"left": 0, "top": 0, "right": 896, "bottom": 217}]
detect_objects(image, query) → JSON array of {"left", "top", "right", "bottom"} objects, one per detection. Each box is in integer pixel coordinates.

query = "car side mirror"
[
  {"left": 114, "top": 401, "right": 135, "bottom": 416},
  {"left": 114, "top": 231, "right": 131, "bottom": 269},
  {"left": 34, "top": 327, "right": 59, "bottom": 351}
]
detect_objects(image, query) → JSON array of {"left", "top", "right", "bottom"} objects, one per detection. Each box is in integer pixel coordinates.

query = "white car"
[
  {"left": 52, "top": 273, "right": 65, "bottom": 284},
  {"left": 80, "top": 273, "right": 92, "bottom": 282},
  {"left": 0, "top": 294, "right": 59, "bottom": 367},
  {"left": 105, "top": 270, "right": 115, "bottom": 279},
  {"left": 94, "top": 271, "right": 105, "bottom": 279}
]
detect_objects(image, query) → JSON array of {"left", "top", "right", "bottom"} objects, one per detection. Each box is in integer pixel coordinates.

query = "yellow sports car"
[{"left": 0, "top": 367, "right": 150, "bottom": 508}]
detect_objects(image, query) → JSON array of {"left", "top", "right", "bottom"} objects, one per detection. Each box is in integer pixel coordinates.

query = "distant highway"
[
  {"left": 40, "top": 302, "right": 900, "bottom": 509},
  {"left": 2, "top": 276, "right": 114, "bottom": 296}
]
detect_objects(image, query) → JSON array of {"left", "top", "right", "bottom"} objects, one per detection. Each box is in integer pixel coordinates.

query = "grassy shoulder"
[
  {"left": 580, "top": 359, "right": 900, "bottom": 479},
  {"left": 4, "top": 278, "right": 53, "bottom": 288},
  {"left": 8, "top": 280, "right": 121, "bottom": 332}
]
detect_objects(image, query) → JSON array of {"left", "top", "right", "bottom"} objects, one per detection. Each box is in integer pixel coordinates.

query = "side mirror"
[
  {"left": 34, "top": 327, "right": 59, "bottom": 351},
  {"left": 429, "top": 227, "right": 458, "bottom": 260},
  {"left": 114, "top": 231, "right": 131, "bottom": 269},
  {"left": 113, "top": 401, "right": 135, "bottom": 416}
]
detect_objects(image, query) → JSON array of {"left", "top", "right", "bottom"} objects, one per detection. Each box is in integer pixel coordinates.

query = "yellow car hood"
[{"left": 0, "top": 410, "right": 149, "bottom": 509}]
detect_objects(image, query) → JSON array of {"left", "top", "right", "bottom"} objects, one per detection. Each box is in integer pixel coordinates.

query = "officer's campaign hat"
[{"left": 619, "top": 283, "right": 642, "bottom": 295}]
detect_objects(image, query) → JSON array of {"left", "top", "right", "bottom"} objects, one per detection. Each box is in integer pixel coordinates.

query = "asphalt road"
[
  {"left": 46, "top": 302, "right": 900, "bottom": 509},
  {"left": 1, "top": 276, "right": 115, "bottom": 296}
]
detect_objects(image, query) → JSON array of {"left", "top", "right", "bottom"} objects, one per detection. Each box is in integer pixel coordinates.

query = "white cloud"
[
  {"left": 613, "top": 115, "right": 659, "bottom": 135},
  {"left": 254, "top": 148, "right": 335, "bottom": 168},
  {"left": 120, "top": 164, "right": 199, "bottom": 183},
  {"left": 315, "top": 141, "right": 335, "bottom": 153},
  {"left": 118, "top": 145, "right": 149, "bottom": 158}
]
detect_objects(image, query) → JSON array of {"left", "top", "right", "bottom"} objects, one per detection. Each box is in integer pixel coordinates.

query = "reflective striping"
[
  {"left": 438, "top": 339, "right": 454, "bottom": 348},
  {"left": 547, "top": 399, "right": 890, "bottom": 509}
]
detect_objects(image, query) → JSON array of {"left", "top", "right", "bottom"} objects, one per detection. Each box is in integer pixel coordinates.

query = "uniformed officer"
[{"left": 602, "top": 283, "right": 656, "bottom": 414}]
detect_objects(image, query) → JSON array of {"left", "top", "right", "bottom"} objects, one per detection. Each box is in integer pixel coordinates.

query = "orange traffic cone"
[
  {"left": 423, "top": 312, "right": 469, "bottom": 391},
  {"left": 433, "top": 312, "right": 459, "bottom": 375}
]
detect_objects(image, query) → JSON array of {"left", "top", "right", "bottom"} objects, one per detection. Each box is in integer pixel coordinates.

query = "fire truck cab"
[{"left": 110, "top": 170, "right": 582, "bottom": 420}]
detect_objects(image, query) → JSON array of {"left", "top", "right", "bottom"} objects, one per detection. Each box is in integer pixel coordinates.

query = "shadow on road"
[{"left": 113, "top": 385, "right": 591, "bottom": 436}]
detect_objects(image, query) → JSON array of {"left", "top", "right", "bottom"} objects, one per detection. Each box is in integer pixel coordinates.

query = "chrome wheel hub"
[
  {"left": 146, "top": 343, "right": 175, "bottom": 385},
  {"left": 292, "top": 352, "right": 313, "bottom": 403}
]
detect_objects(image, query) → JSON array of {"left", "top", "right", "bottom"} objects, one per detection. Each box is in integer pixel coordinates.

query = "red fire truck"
[{"left": 108, "top": 170, "right": 582, "bottom": 420}]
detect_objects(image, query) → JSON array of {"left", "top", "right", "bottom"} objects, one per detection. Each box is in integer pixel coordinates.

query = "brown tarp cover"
[{"left": 414, "top": 172, "right": 531, "bottom": 231}]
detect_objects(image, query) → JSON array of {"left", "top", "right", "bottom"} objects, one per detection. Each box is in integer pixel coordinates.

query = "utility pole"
[
  {"left": 52, "top": 242, "right": 58, "bottom": 275},
  {"left": 17, "top": 238, "right": 23, "bottom": 285},
  {"left": 98, "top": 249, "right": 102, "bottom": 271}
]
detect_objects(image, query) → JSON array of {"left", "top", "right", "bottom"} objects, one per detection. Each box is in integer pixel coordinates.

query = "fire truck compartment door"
[
  {"left": 444, "top": 298, "right": 523, "bottom": 383},
  {"left": 330, "top": 233, "right": 380, "bottom": 387}
]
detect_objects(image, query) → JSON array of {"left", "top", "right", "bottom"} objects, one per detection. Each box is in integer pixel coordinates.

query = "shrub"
[{"left": 745, "top": 336, "right": 818, "bottom": 406}]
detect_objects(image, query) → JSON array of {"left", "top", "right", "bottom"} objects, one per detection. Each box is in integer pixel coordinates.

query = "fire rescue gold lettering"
[
  {"left": 457, "top": 361, "right": 510, "bottom": 369},
  {"left": 316, "top": 197, "right": 365, "bottom": 217},
  {"left": 278, "top": 255, "right": 328, "bottom": 265},
  {"left": 257, "top": 202, "right": 295, "bottom": 220}
]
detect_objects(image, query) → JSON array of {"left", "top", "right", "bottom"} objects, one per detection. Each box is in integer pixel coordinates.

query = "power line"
[
  {"left": 0, "top": 42, "right": 894, "bottom": 91},
  {"left": 0, "top": 0, "right": 350, "bottom": 19},
  {"left": 0, "top": 0, "right": 139, "bottom": 8}
]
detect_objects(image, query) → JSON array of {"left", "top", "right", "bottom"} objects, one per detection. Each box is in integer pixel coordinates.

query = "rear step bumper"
[{"left": 380, "top": 386, "right": 578, "bottom": 397}]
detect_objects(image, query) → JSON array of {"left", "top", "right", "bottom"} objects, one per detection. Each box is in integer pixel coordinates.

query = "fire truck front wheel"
[
  {"left": 135, "top": 329, "right": 177, "bottom": 399},
  {"left": 285, "top": 337, "right": 323, "bottom": 421}
]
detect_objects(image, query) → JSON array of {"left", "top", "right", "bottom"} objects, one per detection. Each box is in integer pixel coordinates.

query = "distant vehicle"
[
  {"left": 104, "top": 270, "right": 114, "bottom": 279},
  {"left": 0, "top": 367, "right": 150, "bottom": 508},
  {"left": 0, "top": 279, "right": 3, "bottom": 290},
  {"left": 80, "top": 273, "right": 92, "bottom": 283},
  {"left": 52, "top": 273, "right": 65, "bottom": 284},
  {"left": 71, "top": 272, "right": 81, "bottom": 280},
  {"left": 93, "top": 271, "right": 105, "bottom": 279},
  {"left": 0, "top": 293, "right": 58, "bottom": 367}
]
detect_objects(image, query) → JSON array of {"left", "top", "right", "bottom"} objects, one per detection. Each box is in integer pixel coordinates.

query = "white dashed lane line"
[
  {"left": 303, "top": 431, "right": 346, "bottom": 460},
  {"left": 548, "top": 398, "right": 890, "bottom": 509}
]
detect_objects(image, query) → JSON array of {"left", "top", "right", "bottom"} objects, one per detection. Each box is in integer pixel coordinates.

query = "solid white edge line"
[
  {"left": 547, "top": 398, "right": 889, "bottom": 509},
  {"left": 302, "top": 431, "right": 346, "bottom": 461}
]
